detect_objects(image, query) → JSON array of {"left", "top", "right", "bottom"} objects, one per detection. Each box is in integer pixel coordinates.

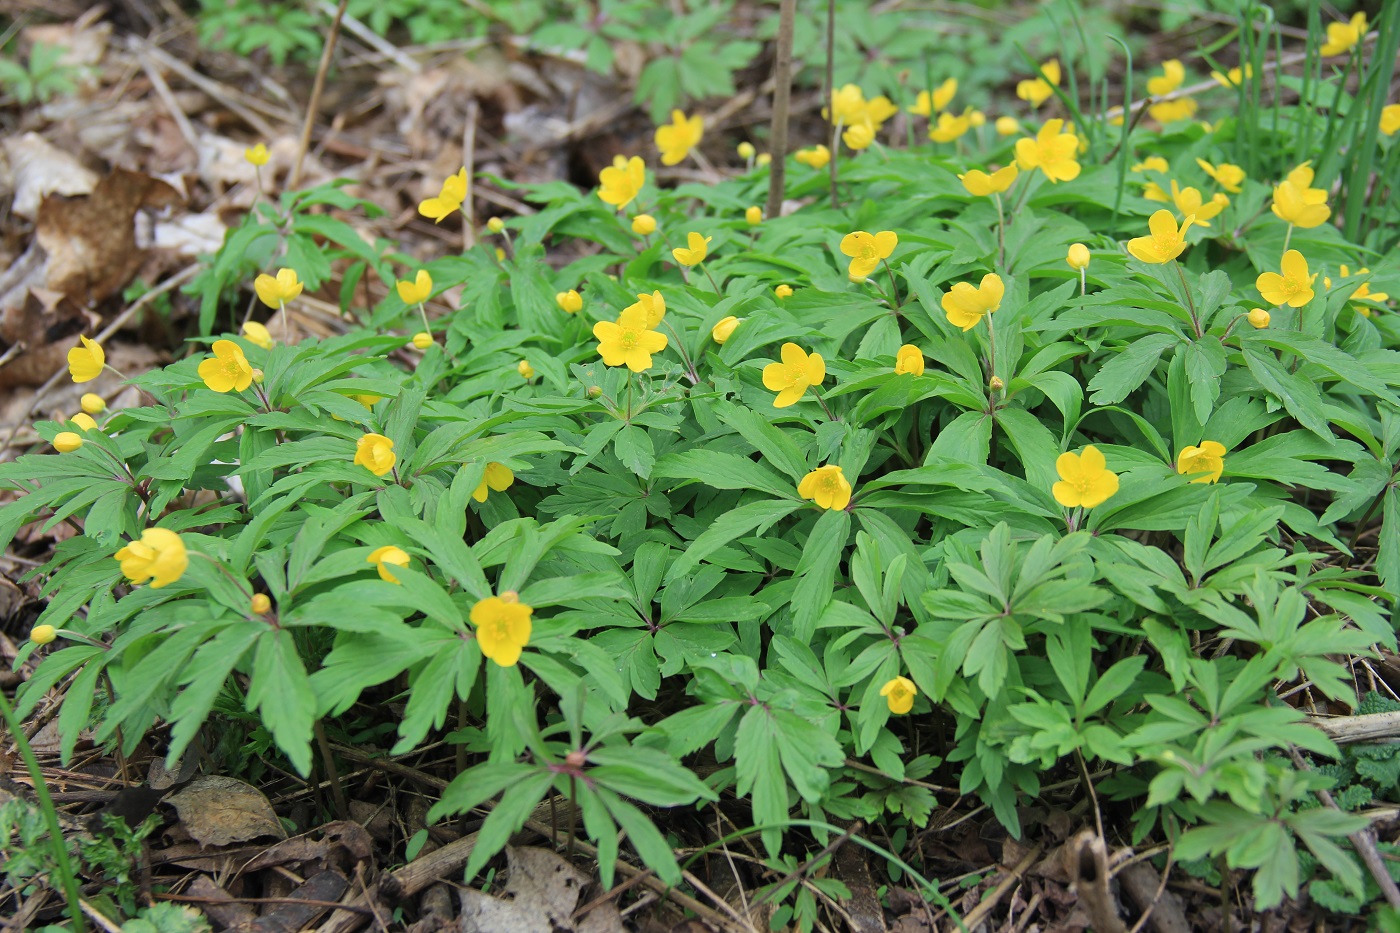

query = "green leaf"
[
  {"left": 246, "top": 630, "right": 316, "bottom": 776},
  {"left": 666, "top": 499, "right": 802, "bottom": 582},
  {"left": 1086, "top": 333, "right": 1178, "bottom": 405}
]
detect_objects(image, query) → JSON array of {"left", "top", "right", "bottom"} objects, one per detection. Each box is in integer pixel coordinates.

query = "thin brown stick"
[
  {"left": 957, "top": 844, "right": 1044, "bottom": 932},
  {"left": 765, "top": 0, "right": 795, "bottom": 220},
  {"left": 1290, "top": 747, "right": 1400, "bottom": 910},
  {"left": 290, "top": 0, "right": 349, "bottom": 189}
]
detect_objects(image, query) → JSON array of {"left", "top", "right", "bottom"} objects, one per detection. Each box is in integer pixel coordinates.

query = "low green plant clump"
[{"left": 7, "top": 1, "right": 1400, "bottom": 928}]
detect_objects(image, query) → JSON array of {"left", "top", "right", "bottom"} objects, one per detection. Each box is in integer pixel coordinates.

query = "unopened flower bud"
[
  {"left": 251, "top": 594, "right": 271, "bottom": 614},
  {"left": 30, "top": 624, "right": 56, "bottom": 645}
]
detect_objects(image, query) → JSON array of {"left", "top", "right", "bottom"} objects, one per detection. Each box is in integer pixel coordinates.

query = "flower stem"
[
  {"left": 1173, "top": 260, "right": 1203, "bottom": 337},
  {"left": 658, "top": 320, "right": 700, "bottom": 385},
  {"left": 699, "top": 261, "right": 721, "bottom": 294},
  {"left": 881, "top": 259, "right": 902, "bottom": 311},
  {"left": 625, "top": 371, "right": 633, "bottom": 423},
  {"left": 811, "top": 386, "right": 839, "bottom": 421},
  {"left": 1281, "top": 222, "right": 1293, "bottom": 256},
  {"left": 994, "top": 192, "right": 1007, "bottom": 269}
]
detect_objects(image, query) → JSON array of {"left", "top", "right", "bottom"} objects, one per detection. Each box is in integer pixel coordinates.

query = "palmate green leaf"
[
  {"left": 167, "top": 622, "right": 265, "bottom": 765},
  {"left": 666, "top": 498, "right": 802, "bottom": 582},
  {"left": 246, "top": 629, "right": 316, "bottom": 776},
  {"left": 718, "top": 402, "right": 811, "bottom": 481},
  {"left": 653, "top": 449, "right": 795, "bottom": 497},
  {"left": 1243, "top": 346, "right": 1333, "bottom": 440},
  {"left": 613, "top": 425, "right": 656, "bottom": 478},
  {"left": 791, "top": 509, "right": 851, "bottom": 641},
  {"left": 599, "top": 787, "right": 684, "bottom": 885},
  {"left": 393, "top": 638, "right": 482, "bottom": 754},
  {"left": 1086, "top": 333, "right": 1178, "bottom": 405},
  {"left": 588, "top": 746, "right": 716, "bottom": 807}
]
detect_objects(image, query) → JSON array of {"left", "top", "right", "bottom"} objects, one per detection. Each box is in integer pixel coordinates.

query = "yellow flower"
[
  {"left": 30, "top": 625, "right": 56, "bottom": 645},
  {"left": 68, "top": 336, "right": 105, "bottom": 383},
  {"left": 762, "top": 342, "right": 825, "bottom": 409},
  {"left": 840, "top": 230, "right": 898, "bottom": 280},
  {"left": 798, "top": 464, "right": 852, "bottom": 510},
  {"left": 996, "top": 116, "right": 1021, "bottom": 136},
  {"left": 1248, "top": 308, "right": 1271, "bottom": 328},
  {"left": 244, "top": 143, "right": 270, "bottom": 166},
  {"left": 486, "top": 217, "right": 505, "bottom": 233},
  {"left": 1196, "top": 159, "right": 1245, "bottom": 193},
  {"left": 69, "top": 413, "right": 97, "bottom": 432},
  {"left": 1067, "top": 243, "right": 1090, "bottom": 270},
  {"left": 655, "top": 110, "right": 704, "bottom": 166},
  {"left": 593, "top": 305, "right": 669, "bottom": 372},
  {"left": 795, "top": 145, "right": 831, "bottom": 169},
  {"left": 473, "top": 462, "right": 515, "bottom": 502},
  {"left": 1127, "top": 210, "right": 1195, "bottom": 264},
  {"left": 1170, "top": 182, "right": 1228, "bottom": 227},
  {"left": 198, "top": 339, "right": 254, "bottom": 393},
  {"left": 746, "top": 206, "right": 762, "bottom": 226},
  {"left": 775, "top": 284, "right": 793, "bottom": 298},
  {"left": 254, "top": 267, "right": 303, "bottom": 309},
  {"left": 353, "top": 394, "right": 381, "bottom": 409},
  {"left": 80, "top": 393, "right": 105, "bottom": 414},
  {"left": 880, "top": 676, "right": 917, "bottom": 714},
  {"left": 54, "top": 431, "right": 83, "bottom": 452},
  {"left": 894, "top": 344, "right": 925, "bottom": 376},
  {"left": 1285, "top": 161, "right": 1326, "bottom": 194},
  {"left": 396, "top": 270, "right": 433, "bottom": 305},
  {"left": 241, "top": 320, "right": 274, "bottom": 350},
  {"left": 1382, "top": 104, "right": 1400, "bottom": 137},
  {"left": 1014, "top": 119, "right": 1081, "bottom": 183},
  {"left": 827, "top": 84, "right": 898, "bottom": 131},
  {"left": 910, "top": 78, "right": 958, "bottom": 116},
  {"left": 842, "top": 122, "right": 875, "bottom": 150},
  {"left": 517, "top": 359, "right": 534, "bottom": 380},
  {"left": 941, "top": 273, "right": 1004, "bottom": 331},
  {"left": 1052, "top": 445, "right": 1119, "bottom": 509},
  {"left": 419, "top": 167, "right": 468, "bottom": 222},
  {"left": 251, "top": 593, "right": 272, "bottom": 615},
  {"left": 554, "top": 289, "right": 582, "bottom": 314},
  {"left": 1132, "top": 156, "right": 1169, "bottom": 174},
  {"left": 1256, "top": 250, "right": 1316, "bottom": 307},
  {"left": 737, "top": 141, "right": 756, "bottom": 160},
  {"left": 1176, "top": 441, "right": 1226, "bottom": 484},
  {"left": 757, "top": 153, "right": 772, "bottom": 166},
  {"left": 928, "top": 110, "right": 971, "bottom": 143},
  {"left": 1211, "top": 64, "right": 1252, "bottom": 88},
  {"left": 623, "top": 290, "right": 666, "bottom": 327},
  {"left": 1320, "top": 12, "right": 1366, "bottom": 57},
  {"left": 1142, "top": 181, "right": 1170, "bottom": 202},
  {"left": 1331, "top": 265, "right": 1390, "bottom": 307},
  {"left": 959, "top": 164, "right": 1018, "bottom": 197},
  {"left": 115, "top": 527, "right": 188, "bottom": 589},
  {"left": 471, "top": 591, "right": 533, "bottom": 667},
  {"left": 672, "top": 231, "right": 712, "bottom": 267},
  {"left": 598, "top": 155, "right": 645, "bottom": 211},
  {"left": 969, "top": 109, "right": 986, "bottom": 127},
  {"left": 354, "top": 433, "right": 396, "bottom": 477},
  {"left": 1147, "top": 59, "right": 1185, "bottom": 97},
  {"left": 712, "top": 316, "right": 741, "bottom": 344},
  {"left": 631, "top": 213, "right": 657, "bottom": 235},
  {"left": 1016, "top": 59, "right": 1061, "bottom": 107},
  {"left": 1271, "top": 180, "right": 1331, "bottom": 229},
  {"left": 1149, "top": 97, "right": 1198, "bottom": 123},
  {"left": 411, "top": 332, "right": 433, "bottom": 350},
  {"left": 367, "top": 545, "right": 410, "bottom": 584}
]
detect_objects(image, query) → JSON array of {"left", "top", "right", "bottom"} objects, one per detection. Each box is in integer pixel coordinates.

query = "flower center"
[
  {"left": 821, "top": 475, "right": 839, "bottom": 490},
  {"left": 621, "top": 331, "right": 639, "bottom": 349},
  {"left": 492, "top": 619, "right": 512, "bottom": 641}
]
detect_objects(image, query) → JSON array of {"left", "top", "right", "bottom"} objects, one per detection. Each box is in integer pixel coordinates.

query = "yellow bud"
[
  {"left": 495, "top": 248, "right": 506, "bottom": 262},
  {"left": 556, "top": 289, "right": 583, "bottom": 314},
  {"left": 775, "top": 284, "right": 793, "bottom": 299},
  {"left": 252, "top": 369, "right": 264, "bottom": 384},
  {"left": 712, "top": 315, "right": 741, "bottom": 344},
  {"left": 487, "top": 217, "right": 505, "bottom": 233},
  {"left": 756, "top": 153, "right": 771, "bottom": 166},
  {"left": 1067, "top": 243, "right": 1091, "bottom": 270},
  {"left": 631, "top": 214, "right": 657, "bottom": 236},
  {"left": 518, "top": 359, "right": 535, "bottom": 380},
  {"left": 968, "top": 109, "right": 986, "bottom": 127},
  {"left": 412, "top": 332, "right": 433, "bottom": 350},
  {"left": 245, "top": 143, "right": 270, "bottom": 167},
  {"left": 745, "top": 206, "right": 762, "bottom": 226},
  {"left": 80, "top": 393, "right": 106, "bottom": 414},
  {"left": 30, "top": 624, "right": 57, "bottom": 645},
  {"left": 70, "top": 413, "right": 98, "bottom": 432},
  {"left": 1248, "top": 308, "right": 1271, "bottom": 329},
  {"left": 989, "top": 375, "right": 1005, "bottom": 390},
  {"left": 737, "top": 142, "right": 756, "bottom": 159},
  {"left": 54, "top": 432, "right": 83, "bottom": 453},
  {"left": 995, "top": 116, "right": 1020, "bottom": 136},
  {"left": 587, "top": 386, "right": 603, "bottom": 398},
  {"left": 500, "top": 590, "right": 519, "bottom": 603},
  {"left": 251, "top": 594, "right": 271, "bottom": 614}
]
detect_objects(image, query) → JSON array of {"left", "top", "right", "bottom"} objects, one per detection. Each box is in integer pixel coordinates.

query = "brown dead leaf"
[
  {"left": 457, "top": 846, "right": 623, "bottom": 933},
  {"left": 165, "top": 774, "right": 287, "bottom": 848},
  {"left": 2, "top": 133, "right": 99, "bottom": 219},
  {"left": 0, "top": 285, "right": 90, "bottom": 390},
  {"left": 36, "top": 167, "right": 182, "bottom": 304}
]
